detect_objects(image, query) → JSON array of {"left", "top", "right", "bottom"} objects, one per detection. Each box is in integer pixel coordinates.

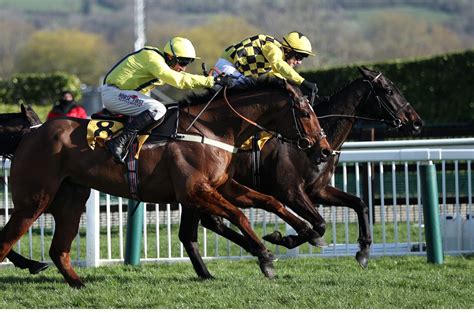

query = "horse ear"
[
  {"left": 20, "top": 103, "right": 27, "bottom": 115},
  {"left": 358, "top": 66, "right": 371, "bottom": 78}
]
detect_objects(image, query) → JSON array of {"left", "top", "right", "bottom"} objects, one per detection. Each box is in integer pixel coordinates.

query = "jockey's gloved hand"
[
  {"left": 214, "top": 74, "right": 235, "bottom": 88},
  {"left": 301, "top": 80, "right": 319, "bottom": 95}
]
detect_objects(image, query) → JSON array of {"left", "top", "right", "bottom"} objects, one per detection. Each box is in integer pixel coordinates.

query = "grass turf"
[{"left": 0, "top": 255, "right": 472, "bottom": 309}]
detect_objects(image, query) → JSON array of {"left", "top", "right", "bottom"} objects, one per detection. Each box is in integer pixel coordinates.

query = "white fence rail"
[{"left": 1, "top": 138, "right": 473, "bottom": 268}]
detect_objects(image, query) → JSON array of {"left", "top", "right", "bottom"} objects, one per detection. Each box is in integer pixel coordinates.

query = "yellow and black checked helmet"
[{"left": 281, "top": 31, "right": 315, "bottom": 56}]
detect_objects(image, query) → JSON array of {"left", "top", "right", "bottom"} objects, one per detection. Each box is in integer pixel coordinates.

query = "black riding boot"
[{"left": 106, "top": 110, "right": 155, "bottom": 164}]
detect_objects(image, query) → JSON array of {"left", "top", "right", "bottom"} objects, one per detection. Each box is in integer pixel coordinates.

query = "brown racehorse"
[
  {"left": 195, "top": 67, "right": 423, "bottom": 269},
  {"left": 0, "top": 80, "right": 331, "bottom": 288}
]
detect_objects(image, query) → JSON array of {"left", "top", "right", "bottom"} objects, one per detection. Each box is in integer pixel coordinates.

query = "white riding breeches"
[{"left": 101, "top": 85, "right": 166, "bottom": 121}]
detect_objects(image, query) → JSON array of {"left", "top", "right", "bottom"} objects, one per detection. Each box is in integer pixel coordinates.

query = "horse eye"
[{"left": 387, "top": 89, "right": 393, "bottom": 96}]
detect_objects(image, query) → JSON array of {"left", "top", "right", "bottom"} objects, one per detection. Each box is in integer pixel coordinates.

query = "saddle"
[{"left": 87, "top": 105, "right": 180, "bottom": 158}]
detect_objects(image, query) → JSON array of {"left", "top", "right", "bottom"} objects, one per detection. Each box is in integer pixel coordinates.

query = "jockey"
[
  {"left": 214, "top": 31, "right": 319, "bottom": 94},
  {"left": 102, "top": 37, "right": 233, "bottom": 164}
]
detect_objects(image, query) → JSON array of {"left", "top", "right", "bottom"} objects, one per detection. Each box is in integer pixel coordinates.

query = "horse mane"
[{"left": 179, "top": 76, "right": 290, "bottom": 107}]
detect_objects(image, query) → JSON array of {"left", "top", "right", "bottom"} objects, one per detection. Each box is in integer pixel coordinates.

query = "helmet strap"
[
  {"left": 169, "top": 39, "right": 178, "bottom": 58},
  {"left": 164, "top": 53, "right": 177, "bottom": 67},
  {"left": 283, "top": 38, "right": 297, "bottom": 51}
]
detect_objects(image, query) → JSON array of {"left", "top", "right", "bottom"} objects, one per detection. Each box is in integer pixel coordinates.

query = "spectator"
[{"left": 47, "top": 91, "right": 87, "bottom": 119}]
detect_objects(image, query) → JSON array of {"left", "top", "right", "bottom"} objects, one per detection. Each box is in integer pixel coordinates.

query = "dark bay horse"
[
  {"left": 0, "top": 80, "right": 331, "bottom": 288},
  {"left": 197, "top": 67, "right": 423, "bottom": 268}
]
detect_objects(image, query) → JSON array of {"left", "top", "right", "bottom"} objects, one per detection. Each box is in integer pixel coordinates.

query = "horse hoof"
[
  {"left": 259, "top": 260, "right": 275, "bottom": 279},
  {"left": 199, "top": 273, "right": 215, "bottom": 280},
  {"left": 263, "top": 231, "right": 283, "bottom": 244},
  {"left": 309, "top": 236, "right": 328, "bottom": 248},
  {"left": 28, "top": 262, "right": 49, "bottom": 275},
  {"left": 258, "top": 250, "right": 276, "bottom": 278},
  {"left": 69, "top": 280, "right": 86, "bottom": 289},
  {"left": 355, "top": 251, "right": 369, "bottom": 269}
]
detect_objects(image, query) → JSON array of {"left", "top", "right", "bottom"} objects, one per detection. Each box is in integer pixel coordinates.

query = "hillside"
[{"left": 0, "top": 0, "right": 472, "bottom": 84}]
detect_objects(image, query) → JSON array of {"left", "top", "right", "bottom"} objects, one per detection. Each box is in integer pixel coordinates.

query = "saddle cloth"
[
  {"left": 240, "top": 131, "right": 273, "bottom": 151},
  {"left": 86, "top": 105, "right": 179, "bottom": 159}
]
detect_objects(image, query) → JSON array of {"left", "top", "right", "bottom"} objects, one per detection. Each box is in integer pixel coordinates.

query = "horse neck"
[
  {"left": 317, "top": 79, "right": 369, "bottom": 150},
  {"left": 180, "top": 90, "right": 278, "bottom": 147}
]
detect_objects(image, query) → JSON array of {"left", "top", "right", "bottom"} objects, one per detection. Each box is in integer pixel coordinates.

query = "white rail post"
[{"left": 86, "top": 189, "right": 100, "bottom": 267}]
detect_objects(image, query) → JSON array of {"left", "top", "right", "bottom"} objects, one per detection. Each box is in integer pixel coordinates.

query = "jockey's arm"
[
  {"left": 149, "top": 60, "right": 215, "bottom": 90},
  {"left": 262, "top": 42, "right": 305, "bottom": 85}
]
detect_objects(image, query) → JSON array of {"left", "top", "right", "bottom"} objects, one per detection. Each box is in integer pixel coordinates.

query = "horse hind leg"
[
  {"left": 179, "top": 208, "right": 214, "bottom": 279},
  {"left": 48, "top": 182, "right": 90, "bottom": 288}
]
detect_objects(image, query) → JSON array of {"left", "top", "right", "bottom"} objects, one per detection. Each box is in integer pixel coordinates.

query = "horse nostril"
[
  {"left": 413, "top": 120, "right": 423, "bottom": 130},
  {"left": 392, "top": 119, "right": 402, "bottom": 128},
  {"left": 321, "top": 148, "right": 331, "bottom": 158}
]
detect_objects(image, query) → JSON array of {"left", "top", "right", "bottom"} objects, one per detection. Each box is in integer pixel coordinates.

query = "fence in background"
[{"left": 1, "top": 138, "right": 473, "bottom": 268}]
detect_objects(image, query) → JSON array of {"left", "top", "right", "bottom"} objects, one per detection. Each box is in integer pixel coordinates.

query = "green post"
[
  {"left": 125, "top": 200, "right": 144, "bottom": 265},
  {"left": 420, "top": 161, "right": 444, "bottom": 264}
]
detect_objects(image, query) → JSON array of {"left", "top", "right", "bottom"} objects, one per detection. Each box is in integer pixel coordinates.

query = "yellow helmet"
[
  {"left": 163, "top": 37, "right": 201, "bottom": 60},
  {"left": 281, "top": 31, "right": 315, "bottom": 56}
]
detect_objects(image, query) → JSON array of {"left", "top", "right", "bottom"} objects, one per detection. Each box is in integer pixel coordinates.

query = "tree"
[
  {"left": 147, "top": 15, "right": 261, "bottom": 73},
  {"left": 186, "top": 16, "right": 262, "bottom": 72},
  {"left": 0, "top": 17, "right": 35, "bottom": 78},
  {"left": 15, "top": 28, "right": 116, "bottom": 86},
  {"left": 365, "top": 12, "right": 467, "bottom": 61}
]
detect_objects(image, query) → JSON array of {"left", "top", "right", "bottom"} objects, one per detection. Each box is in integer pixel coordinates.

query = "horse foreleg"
[
  {"left": 263, "top": 184, "right": 328, "bottom": 248},
  {"left": 6, "top": 250, "right": 49, "bottom": 274},
  {"left": 200, "top": 214, "right": 253, "bottom": 254},
  {"left": 179, "top": 209, "right": 214, "bottom": 279},
  {"left": 311, "top": 185, "right": 372, "bottom": 268},
  {"left": 190, "top": 183, "right": 275, "bottom": 278},
  {"left": 48, "top": 182, "right": 90, "bottom": 288},
  {"left": 219, "top": 179, "right": 322, "bottom": 248}
]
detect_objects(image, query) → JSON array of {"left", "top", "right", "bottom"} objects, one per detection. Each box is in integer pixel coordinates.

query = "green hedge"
[
  {"left": 0, "top": 72, "right": 82, "bottom": 106},
  {"left": 302, "top": 50, "right": 474, "bottom": 125}
]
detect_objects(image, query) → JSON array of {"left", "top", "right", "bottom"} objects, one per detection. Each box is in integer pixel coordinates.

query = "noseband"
[{"left": 290, "top": 95, "right": 326, "bottom": 150}]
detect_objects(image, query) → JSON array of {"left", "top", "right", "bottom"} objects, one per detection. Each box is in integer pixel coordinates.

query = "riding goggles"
[
  {"left": 176, "top": 57, "right": 194, "bottom": 66},
  {"left": 294, "top": 52, "right": 309, "bottom": 61}
]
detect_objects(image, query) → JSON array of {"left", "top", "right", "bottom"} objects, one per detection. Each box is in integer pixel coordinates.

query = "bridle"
[
  {"left": 221, "top": 86, "right": 326, "bottom": 150},
  {"left": 363, "top": 73, "right": 403, "bottom": 128},
  {"left": 318, "top": 73, "right": 405, "bottom": 129}
]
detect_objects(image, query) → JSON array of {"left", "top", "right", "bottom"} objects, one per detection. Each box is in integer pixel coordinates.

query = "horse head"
[
  {"left": 358, "top": 66, "right": 423, "bottom": 135},
  {"left": 0, "top": 104, "right": 42, "bottom": 158},
  {"left": 268, "top": 80, "right": 332, "bottom": 162}
]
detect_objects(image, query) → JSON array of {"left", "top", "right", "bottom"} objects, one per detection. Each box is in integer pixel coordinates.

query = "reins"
[
  {"left": 222, "top": 86, "right": 319, "bottom": 149},
  {"left": 317, "top": 74, "right": 403, "bottom": 129},
  {"left": 185, "top": 86, "right": 224, "bottom": 131}
]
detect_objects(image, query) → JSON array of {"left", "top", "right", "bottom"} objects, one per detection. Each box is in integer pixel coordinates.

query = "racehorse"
[
  {"left": 0, "top": 79, "right": 331, "bottom": 288},
  {"left": 196, "top": 67, "right": 423, "bottom": 268}
]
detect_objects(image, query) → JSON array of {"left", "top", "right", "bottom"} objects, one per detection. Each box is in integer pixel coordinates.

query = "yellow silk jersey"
[
  {"left": 104, "top": 46, "right": 214, "bottom": 94},
  {"left": 221, "top": 34, "right": 305, "bottom": 85}
]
